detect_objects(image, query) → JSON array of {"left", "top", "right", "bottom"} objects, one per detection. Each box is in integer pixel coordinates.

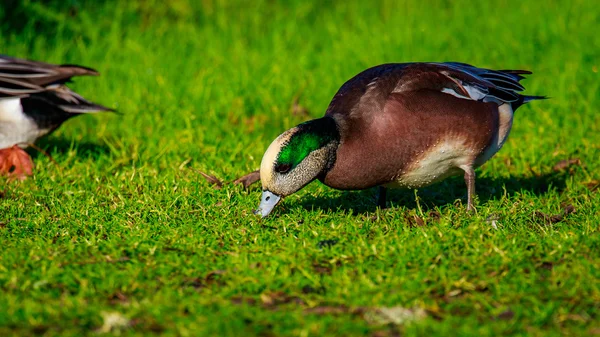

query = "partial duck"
[
  {"left": 0, "top": 55, "right": 113, "bottom": 177},
  {"left": 254, "top": 62, "right": 544, "bottom": 217}
]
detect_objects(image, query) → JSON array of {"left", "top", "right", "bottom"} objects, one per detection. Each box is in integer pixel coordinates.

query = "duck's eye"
[{"left": 274, "top": 163, "right": 292, "bottom": 173}]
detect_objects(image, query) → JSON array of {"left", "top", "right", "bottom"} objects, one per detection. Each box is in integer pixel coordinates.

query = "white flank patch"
[
  {"left": 475, "top": 103, "right": 514, "bottom": 166},
  {"left": 0, "top": 98, "right": 25, "bottom": 122},
  {"left": 390, "top": 138, "right": 475, "bottom": 189},
  {"left": 0, "top": 98, "right": 47, "bottom": 148}
]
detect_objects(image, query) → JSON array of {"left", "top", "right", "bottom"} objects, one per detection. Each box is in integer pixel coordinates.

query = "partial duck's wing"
[
  {"left": 422, "top": 62, "right": 544, "bottom": 106},
  {"left": 325, "top": 62, "right": 544, "bottom": 119},
  {"left": 22, "top": 85, "right": 115, "bottom": 115},
  {"left": 325, "top": 63, "right": 405, "bottom": 118},
  {"left": 0, "top": 55, "right": 99, "bottom": 98}
]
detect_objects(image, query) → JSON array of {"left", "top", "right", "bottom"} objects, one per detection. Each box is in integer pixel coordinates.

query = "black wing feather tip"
[
  {"left": 59, "top": 64, "right": 100, "bottom": 76},
  {"left": 482, "top": 76, "right": 525, "bottom": 91},
  {"left": 498, "top": 69, "right": 533, "bottom": 75},
  {"left": 497, "top": 69, "right": 533, "bottom": 82},
  {"left": 523, "top": 95, "right": 547, "bottom": 103},
  {"left": 60, "top": 105, "right": 117, "bottom": 114}
]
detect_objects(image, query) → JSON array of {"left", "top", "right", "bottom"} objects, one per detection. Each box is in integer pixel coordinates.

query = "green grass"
[{"left": 1, "top": 0, "right": 599, "bottom": 336}]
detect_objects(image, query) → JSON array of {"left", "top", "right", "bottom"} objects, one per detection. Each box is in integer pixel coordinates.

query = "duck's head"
[{"left": 255, "top": 117, "right": 340, "bottom": 217}]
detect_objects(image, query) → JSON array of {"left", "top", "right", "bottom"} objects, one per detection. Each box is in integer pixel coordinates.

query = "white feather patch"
[
  {"left": 388, "top": 138, "right": 476, "bottom": 189},
  {"left": 441, "top": 82, "right": 488, "bottom": 101},
  {"left": 0, "top": 98, "right": 48, "bottom": 148}
]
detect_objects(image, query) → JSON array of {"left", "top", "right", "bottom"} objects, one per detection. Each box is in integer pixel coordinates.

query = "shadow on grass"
[
  {"left": 29, "top": 136, "right": 111, "bottom": 161},
  {"left": 295, "top": 171, "right": 570, "bottom": 215}
]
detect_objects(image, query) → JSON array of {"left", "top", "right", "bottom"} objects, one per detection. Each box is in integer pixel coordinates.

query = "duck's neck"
[{"left": 297, "top": 116, "right": 340, "bottom": 142}]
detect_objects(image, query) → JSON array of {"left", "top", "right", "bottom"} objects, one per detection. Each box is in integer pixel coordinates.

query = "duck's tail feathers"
[
  {"left": 512, "top": 95, "right": 547, "bottom": 110},
  {"left": 58, "top": 64, "right": 100, "bottom": 77},
  {"left": 523, "top": 95, "right": 547, "bottom": 104},
  {"left": 59, "top": 101, "right": 116, "bottom": 114},
  {"left": 49, "top": 85, "right": 117, "bottom": 114},
  {"left": 24, "top": 85, "right": 117, "bottom": 115}
]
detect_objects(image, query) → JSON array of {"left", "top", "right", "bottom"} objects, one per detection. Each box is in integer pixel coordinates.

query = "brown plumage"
[
  {"left": 324, "top": 90, "right": 498, "bottom": 189},
  {"left": 253, "top": 62, "right": 544, "bottom": 217}
]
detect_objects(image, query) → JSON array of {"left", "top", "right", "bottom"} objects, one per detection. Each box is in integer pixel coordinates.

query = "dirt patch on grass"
[
  {"left": 553, "top": 158, "right": 581, "bottom": 172},
  {"left": 182, "top": 270, "right": 227, "bottom": 290},
  {"left": 108, "top": 291, "right": 129, "bottom": 305},
  {"left": 584, "top": 180, "right": 600, "bottom": 192},
  {"left": 316, "top": 238, "right": 339, "bottom": 249},
  {"left": 534, "top": 204, "right": 576, "bottom": 225}
]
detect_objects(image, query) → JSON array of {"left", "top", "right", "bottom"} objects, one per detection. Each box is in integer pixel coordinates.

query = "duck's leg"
[
  {"left": 377, "top": 186, "right": 387, "bottom": 209},
  {"left": 0, "top": 145, "right": 34, "bottom": 179},
  {"left": 461, "top": 165, "right": 476, "bottom": 212}
]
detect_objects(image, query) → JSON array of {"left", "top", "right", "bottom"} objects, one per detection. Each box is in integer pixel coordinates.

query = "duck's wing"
[
  {"left": 325, "top": 62, "right": 544, "bottom": 119},
  {"left": 22, "top": 85, "right": 115, "bottom": 115},
  {"left": 414, "top": 62, "right": 543, "bottom": 104},
  {"left": 0, "top": 55, "right": 99, "bottom": 98}
]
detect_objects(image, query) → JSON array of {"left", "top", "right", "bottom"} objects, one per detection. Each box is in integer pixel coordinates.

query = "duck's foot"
[{"left": 0, "top": 145, "right": 34, "bottom": 179}]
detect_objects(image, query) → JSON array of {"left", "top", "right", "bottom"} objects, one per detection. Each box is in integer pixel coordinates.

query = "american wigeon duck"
[
  {"left": 254, "top": 62, "right": 544, "bottom": 217},
  {"left": 0, "top": 55, "right": 113, "bottom": 177}
]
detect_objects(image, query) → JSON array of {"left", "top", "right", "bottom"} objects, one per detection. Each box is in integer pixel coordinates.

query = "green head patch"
[{"left": 275, "top": 117, "right": 339, "bottom": 173}]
